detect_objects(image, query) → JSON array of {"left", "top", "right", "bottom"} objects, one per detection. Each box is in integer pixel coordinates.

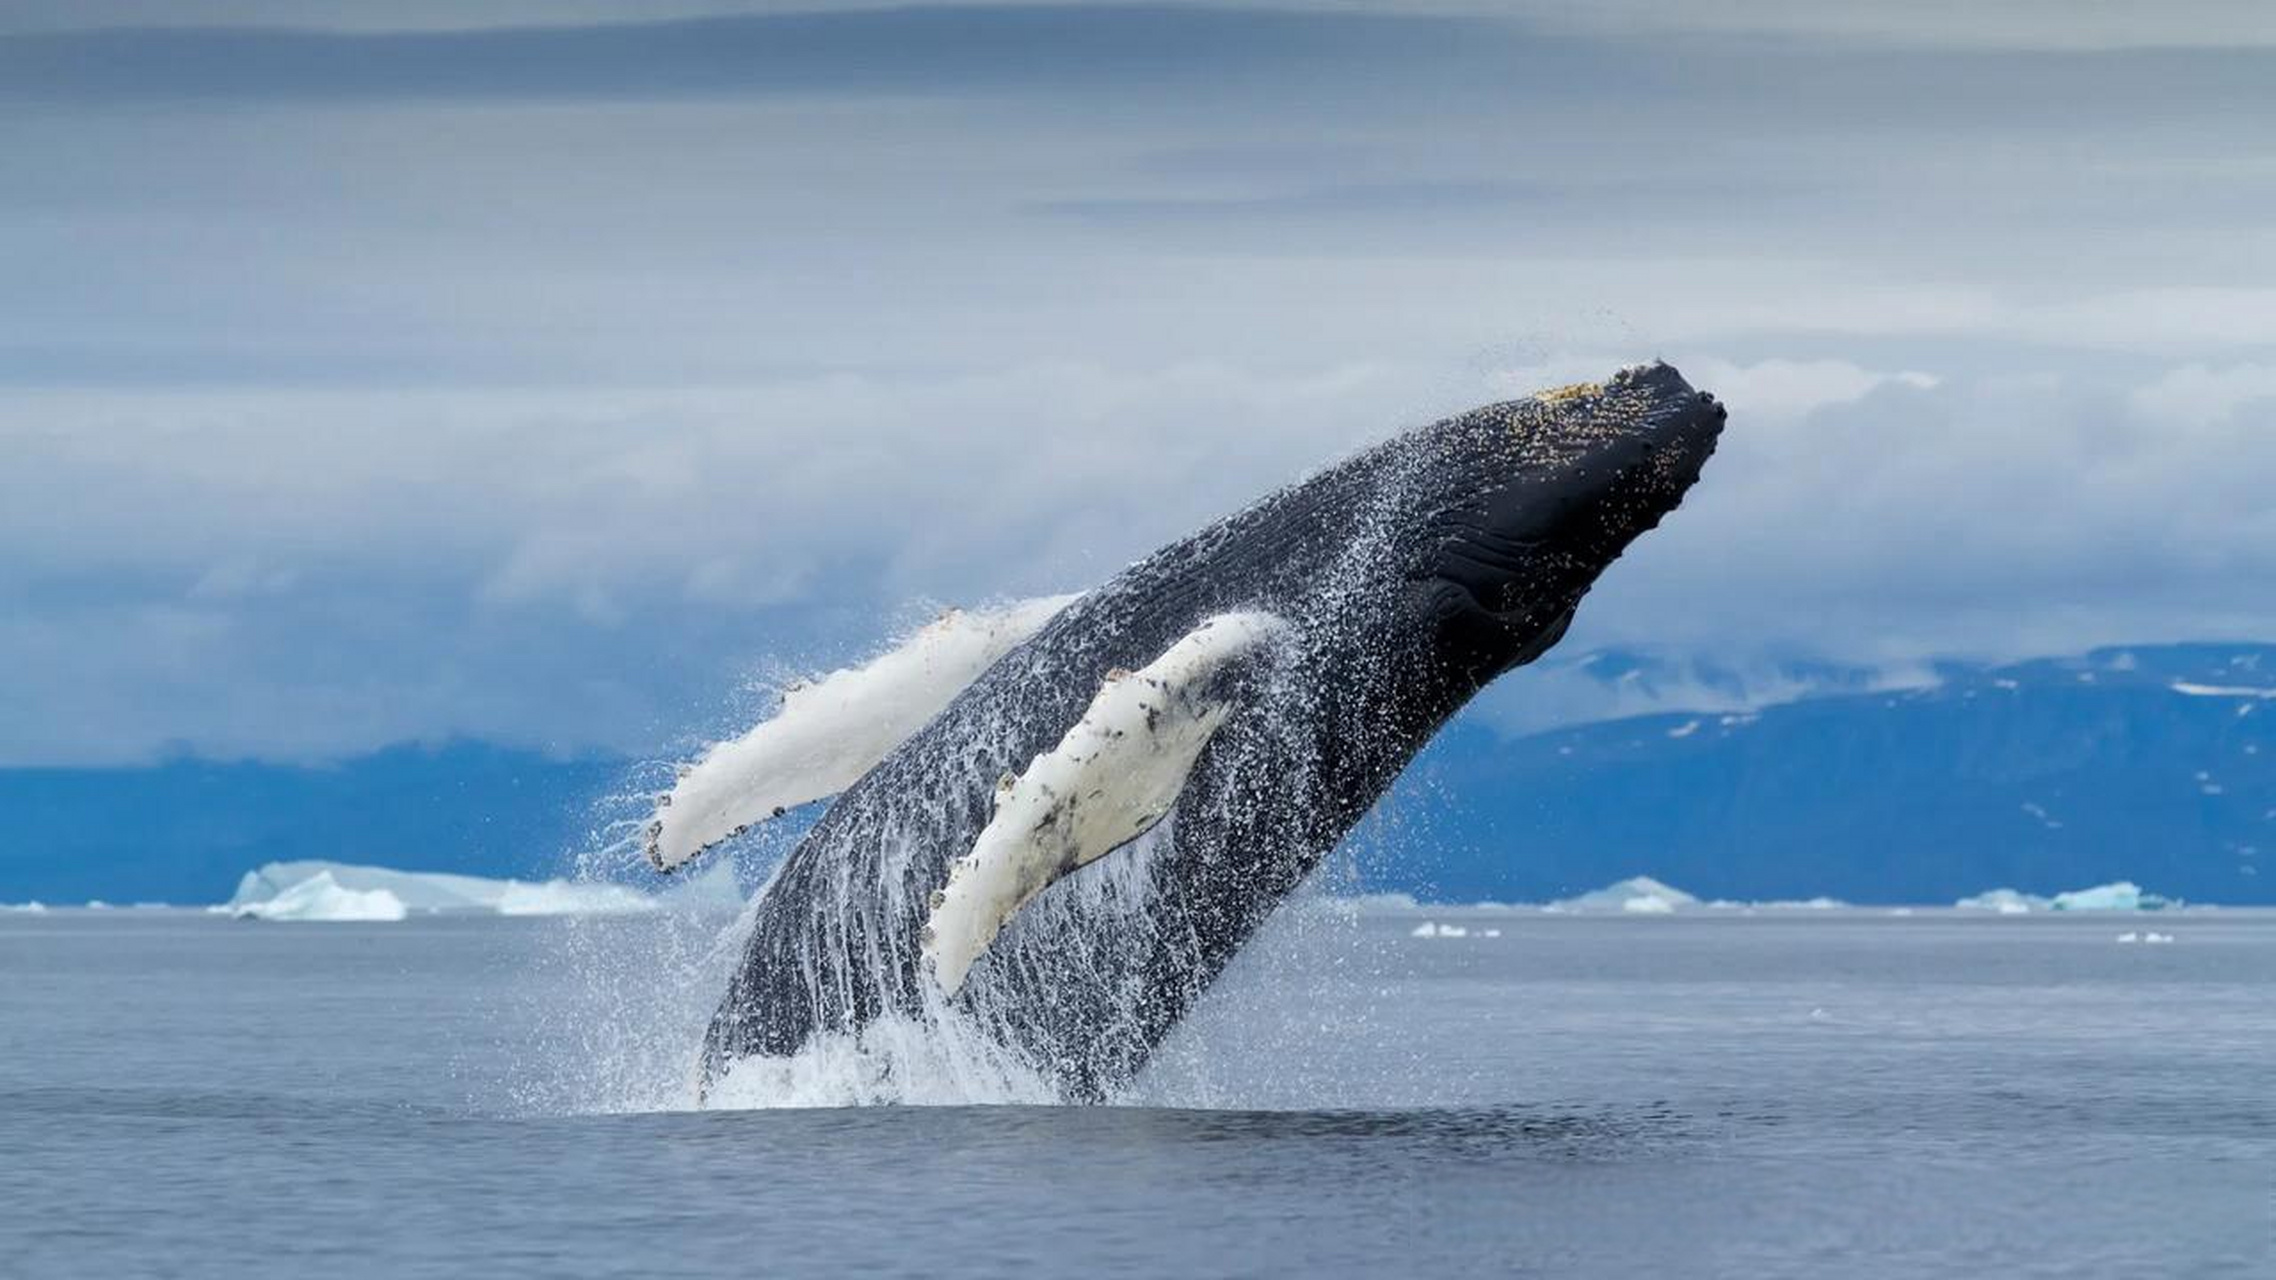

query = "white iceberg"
[
  {"left": 3, "top": 901, "right": 50, "bottom": 914},
  {"left": 1410, "top": 921, "right": 1470, "bottom": 938},
  {"left": 1955, "top": 888, "right": 2046, "bottom": 914},
  {"left": 233, "top": 871, "right": 408, "bottom": 922},
  {"left": 1546, "top": 876, "right": 1698, "bottom": 914},
  {"left": 222, "top": 859, "right": 723, "bottom": 920},
  {"left": 2051, "top": 881, "right": 2175, "bottom": 911},
  {"left": 1957, "top": 881, "right": 2176, "bottom": 913}
]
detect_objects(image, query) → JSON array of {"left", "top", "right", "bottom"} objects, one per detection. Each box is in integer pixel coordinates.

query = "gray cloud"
[
  {"left": 6, "top": 1, "right": 2274, "bottom": 51},
  {"left": 1, "top": 3, "right": 2272, "bottom": 763},
  {"left": 7, "top": 356, "right": 2276, "bottom": 763},
  {"left": 0, "top": 8, "right": 1510, "bottom": 104}
]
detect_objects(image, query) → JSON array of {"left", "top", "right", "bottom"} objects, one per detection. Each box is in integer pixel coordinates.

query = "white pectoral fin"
[
  {"left": 644, "top": 593, "right": 1079, "bottom": 872},
  {"left": 922, "top": 610, "right": 1287, "bottom": 995}
]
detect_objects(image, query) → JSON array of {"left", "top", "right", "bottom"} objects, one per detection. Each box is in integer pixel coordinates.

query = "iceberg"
[
  {"left": 233, "top": 871, "right": 408, "bottom": 922},
  {"left": 1955, "top": 888, "right": 2046, "bottom": 914},
  {"left": 2050, "top": 881, "right": 2175, "bottom": 912},
  {"left": 222, "top": 859, "right": 738, "bottom": 920},
  {"left": 1545, "top": 876, "right": 1698, "bottom": 914},
  {"left": 3, "top": 901, "right": 49, "bottom": 914},
  {"left": 1957, "top": 882, "right": 2177, "bottom": 913}
]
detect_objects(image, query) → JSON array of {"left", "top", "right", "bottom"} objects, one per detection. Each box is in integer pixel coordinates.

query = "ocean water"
[{"left": 2, "top": 905, "right": 2271, "bottom": 1277}]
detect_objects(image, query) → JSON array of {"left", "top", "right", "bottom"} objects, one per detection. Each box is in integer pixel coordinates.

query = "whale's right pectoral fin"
[
  {"left": 645, "top": 593, "right": 1080, "bottom": 872},
  {"left": 921, "top": 611, "right": 1288, "bottom": 995}
]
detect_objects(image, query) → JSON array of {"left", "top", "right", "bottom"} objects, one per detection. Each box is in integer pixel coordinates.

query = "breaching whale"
[{"left": 655, "top": 362, "right": 1725, "bottom": 1101}]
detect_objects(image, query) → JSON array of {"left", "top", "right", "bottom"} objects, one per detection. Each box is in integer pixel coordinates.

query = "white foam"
[
  {"left": 647, "top": 594, "right": 1078, "bottom": 873},
  {"left": 702, "top": 1014, "right": 1058, "bottom": 1110},
  {"left": 1336, "top": 891, "right": 1423, "bottom": 912},
  {"left": 494, "top": 880, "right": 658, "bottom": 917}
]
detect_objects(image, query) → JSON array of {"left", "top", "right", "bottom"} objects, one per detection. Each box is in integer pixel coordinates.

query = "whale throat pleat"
[
  {"left": 645, "top": 594, "right": 1080, "bottom": 872},
  {"left": 922, "top": 611, "right": 1287, "bottom": 995}
]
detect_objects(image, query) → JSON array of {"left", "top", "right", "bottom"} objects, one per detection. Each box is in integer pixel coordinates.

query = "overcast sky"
[{"left": 3, "top": 1, "right": 2273, "bottom": 764}]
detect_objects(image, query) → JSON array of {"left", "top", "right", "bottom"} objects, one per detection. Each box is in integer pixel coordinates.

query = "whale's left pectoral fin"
[
  {"left": 922, "top": 611, "right": 1288, "bottom": 995},
  {"left": 645, "top": 593, "right": 1079, "bottom": 872}
]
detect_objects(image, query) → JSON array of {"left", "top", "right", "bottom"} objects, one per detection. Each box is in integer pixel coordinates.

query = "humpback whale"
[{"left": 657, "top": 362, "right": 1724, "bottom": 1102}]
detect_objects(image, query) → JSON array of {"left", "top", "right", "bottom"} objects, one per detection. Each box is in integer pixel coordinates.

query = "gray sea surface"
[{"left": 2, "top": 905, "right": 2271, "bottom": 1277}]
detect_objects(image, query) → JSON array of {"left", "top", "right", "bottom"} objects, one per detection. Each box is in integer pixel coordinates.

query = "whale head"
[{"left": 1411, "top": 360, "right": 1724, "bottom": 685}]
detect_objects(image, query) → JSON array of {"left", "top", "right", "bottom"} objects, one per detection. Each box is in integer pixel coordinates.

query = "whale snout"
[
  {"left": 1415, "top": 361, "right": 1724, "bottom": 678},
  {"left": 1613, "top": 359, "right": 1726, "bottom": 468}
]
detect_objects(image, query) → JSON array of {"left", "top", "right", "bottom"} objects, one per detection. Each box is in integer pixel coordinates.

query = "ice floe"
[{"left": 1409, "top": 921, "right": 1471, "bottom": 938}]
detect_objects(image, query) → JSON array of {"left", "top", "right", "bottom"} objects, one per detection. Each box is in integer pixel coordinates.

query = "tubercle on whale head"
[{"left": 1414, "top": 361, "right": 1724, "bottom": 683}]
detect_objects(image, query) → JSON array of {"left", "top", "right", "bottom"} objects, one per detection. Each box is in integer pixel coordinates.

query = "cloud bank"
[{"left": 1, "top": 4, "right": 2270, "bottom": 762}]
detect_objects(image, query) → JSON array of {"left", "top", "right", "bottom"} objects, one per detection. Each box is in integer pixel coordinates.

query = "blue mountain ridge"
[
  {"left": 3, "top": 644, "right": 2269, "bottom": 905},
  {"left": 1363, "top": 643, "right": 2272, "bottom": 905}
]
